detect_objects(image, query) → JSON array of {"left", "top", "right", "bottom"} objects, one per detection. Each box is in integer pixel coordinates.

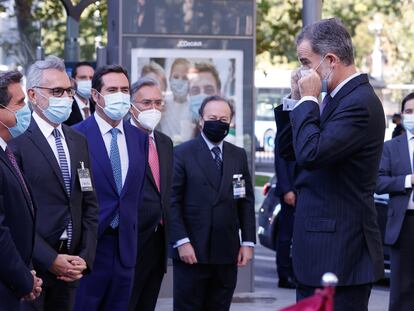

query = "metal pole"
[
  {"left": 35, "top": 46, "right": 44, "bottom": 60},
  {"left": 302, "top": 0, "right": 322, "bottom": 27},
  {"left": 64, "top": 16, "right": 80, "bottom": 62},
  {"left": 96, "top": 45, "right": 107, "bottom": 68}
]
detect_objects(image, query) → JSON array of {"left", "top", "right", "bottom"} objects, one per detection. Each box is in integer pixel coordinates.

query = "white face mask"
[
  {"left": 403, "top": 114, "right": 414, "bottom": 133},
  {"left": 96, "top": 91, "right": 131, "bottom": 121},
  {"left": 132, "top": 106, "right": 162, "bottom": 131},
  {"left": 77, "top": 80, "right": 92, "bottom": 98}
]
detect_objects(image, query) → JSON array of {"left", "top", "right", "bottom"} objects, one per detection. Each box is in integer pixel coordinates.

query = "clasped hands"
[{"left": 49, "top": 254, "right": 87, "bottom": 282}]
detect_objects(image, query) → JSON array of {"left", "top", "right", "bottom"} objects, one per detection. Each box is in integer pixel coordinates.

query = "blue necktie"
[
  {"left": 109, "top": 128, "right": 122, "bottom": 228},
  {"left": 52, "top": 129, "right": 73, "bottom": 249},
  {"left": 212, "top": 146, "right": 222, "bottom": 173}
]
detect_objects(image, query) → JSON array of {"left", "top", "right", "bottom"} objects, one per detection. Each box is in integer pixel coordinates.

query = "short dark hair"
[
  {"left": 401, "top": 92, "right": 414, "bottom": 112},
  {"left": 0, "top": 70, "right": 23, "bottom": 108},
  {"left": 198, "top": 95, "right": 234, "bottom": 118},
  {"left": 92, "top": 65, "right": 130, "bottom": 93},
  {"left": 72, "top": 61, "right": 94, "bottom": 78},
  {"left": 296, "top": 18, "right": 354, "bottom": 66}
]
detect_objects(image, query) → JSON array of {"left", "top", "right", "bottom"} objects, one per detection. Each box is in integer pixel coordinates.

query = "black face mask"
[{"left": 202, "top": 120, "right": 230, "bottom": 143}]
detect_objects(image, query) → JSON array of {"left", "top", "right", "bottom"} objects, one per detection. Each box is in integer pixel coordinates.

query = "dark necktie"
[
  {"left": 82, "top": 106, "right": 90, "bottom": 118},
  {"left": 52, "top": 129, "right": 73, "bottom": 248},
  {"left": 320, "top": 94, "right": 332, "bottom": 115},
  {"left": 212, "top": 146, "right": 222, "bottom": 173},
  {"left": 5, "top": 147, "right": 34, "bottom": 214},
  {"left": 109, "top": 128, "right": 122, "bottom": 228}
]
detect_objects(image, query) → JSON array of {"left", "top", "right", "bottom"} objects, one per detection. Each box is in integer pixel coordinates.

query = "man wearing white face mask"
[
  {"left": 128, "top": 77, "right": 173, "bottom": 311},
  {"left": 10, "top": 55, "right": 99, "bottom": 311},
  {"left": 377, "top": 93, "right": 414, "bottom": 311},
  {"left": 73, "top": 65, "right": 148, "bottom": 311},
  {"left": 64, "top": 62, "right": 95, "bottom": 126}
]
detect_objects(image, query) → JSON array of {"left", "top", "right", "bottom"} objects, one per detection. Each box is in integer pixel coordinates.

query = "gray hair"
[
  {"left": 130, "top": 76, "right": 160, "bottom": 98},
  {"left": 26, "top": 55, "right": 66, "bottom": 90},
  {"left": 296, "top": 18, "right": 354, "bottom": 66}
]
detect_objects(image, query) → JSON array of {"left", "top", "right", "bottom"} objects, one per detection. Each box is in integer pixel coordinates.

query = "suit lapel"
[
  {"left": 157, "top": 132, "right": 169, "bottom": 199},
  {"left": 62, "top": 125, "right": 78, "bottom": 195},
  {"left": 195, "top": 135, "right": 221, "bottom": 191},
  {"left": 121, "top": 122, "right": 140, "bottom": 196},
  {"left": 397, "top": 134, "right": 412, "bottom": 174},
  {"left": 26, "top": 119, "right": 67, "bottom": 195},
  {"left": 85, "top": 116, "right": 118, "bottom": 194},
  {"left": 321, "top": 74, "right": 369, "bottom": 123}
]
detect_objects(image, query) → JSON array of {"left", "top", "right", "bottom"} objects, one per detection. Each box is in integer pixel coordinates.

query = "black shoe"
[{"left": 278, "top": 277, "right": 297, "bottom": 289}]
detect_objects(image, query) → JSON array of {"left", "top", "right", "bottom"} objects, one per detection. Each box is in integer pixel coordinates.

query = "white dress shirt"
[
  {"left": 74, "top": 95, "right": 89, "bottom": 120},
  {"left": 404, "top": 130, "right": 414, "bottom": 210},
  {"left": 174, "top": 133, "right": 254, "bottom": 248},
  {"left": 0, "top": 137, "right": 7, "bottom": 151},
  {"left": 94, "top": 112, "right": 129, "bottom": 187}
]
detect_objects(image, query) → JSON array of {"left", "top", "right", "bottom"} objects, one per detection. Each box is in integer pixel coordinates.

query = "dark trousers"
[
  {"left": 276, "top": 201, "right": 295, "bottom": 280},
  {"left": 297, "top": 283, "right": 372, "bottom": 311},
  {"left": 74, "top": 233, "right": 135, "bottom": 311},
  {"left": 389, "top": 214, "right": 414, "bottom": 311},
  {"left": 173, "top": 259, "right": 237, "bottom": 311},
  {"left": 129, "top": 226, "right": 165, "bottom": 311}
]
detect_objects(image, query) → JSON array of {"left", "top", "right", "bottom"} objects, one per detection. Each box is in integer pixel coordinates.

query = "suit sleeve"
[
  {"left": 169, "top": 147, "right": 189, "bottom": 244},
  {"left": 0, "top": 176, "right": 33, "bottom": 298},
  {"left": 78, "top": 139, "right": 99, "bottom": 272},
  {"left": 274, "top": 146, "right": 294, "bottom": 196},
  {"left": 274, "top": 105, "right": 296, "bottom": 161},
  {"left": 290, "top": 99, "right": 371, "bottom": 169},
  {"left": 376, "top": 141, "right": 408, "bottom": 194},
  {"left": 238, "top": 149, "right": 256, "bottom": 243}
]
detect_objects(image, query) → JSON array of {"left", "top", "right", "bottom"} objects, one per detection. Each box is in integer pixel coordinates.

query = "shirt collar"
[
  {"left": 94, "top": 111, "right": 124, "bottom": 136},
  {"left": 201, "top": 132, "right": 223, "bottom": 153},
  {"left": 330, "top": 72, "right": 361, "bottom": 98},
  {"left": 407, "top": 129, "right": 414, "bottom": 141},
  {"left": 74, "top": 95, "right": 88, "bottom": 108},
  {"left": 33, "top": 111, "right": 65, "bottom": 140},
  {"left": 129, "top": 118, "right": 154, "bottom": 139},
  {"left": 0, "top": 136, "right": 7, "bottom": 151}
]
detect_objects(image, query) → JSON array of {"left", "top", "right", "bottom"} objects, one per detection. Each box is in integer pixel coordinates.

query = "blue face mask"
[
  {"left": 97, "top": 92, "right": 131, "bottom": 121},
  {"left": 0, "top": 103, "right": 31, "bottom": 138},
  {"left": 40, "top": 96, "right": 73, "bottom": 124},
  {"left": 170, "top": 78, "right": 189, "bottom": 98},
  {"left": 189, "top": 94, "right": 207, "bottom": 120},
  {"left": 403, "top": 114, "right": 414, "bottom": 133}
]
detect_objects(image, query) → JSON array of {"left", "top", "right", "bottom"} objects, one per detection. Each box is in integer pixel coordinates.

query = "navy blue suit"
[
  {"left": 0, "top": 147, "right": 35, "bottom": 311},
  {"left": 73, "top": 115, "right": 148, "bottom": 311},
  {"left": 274, "top": 146, "right": 296, "bottom": 281},
  {"left": 275, "top": 74, "right": 385, "bottom": 292},
  {"left": 376, "top": 133, "right": 414, "bottom": 311}
]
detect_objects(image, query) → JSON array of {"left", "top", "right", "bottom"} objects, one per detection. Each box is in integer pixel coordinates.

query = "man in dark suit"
[
  {"left": 170, "top": 95, "right": 256, "bottom": 311},
  {"left": 0, "top": 70, "right": 42, "bottom": 310},
  {"left": 10, "top": 56, "right": 99, "bottom": 311},
  {"left": 73, "top": 65, "right": 148, "bottom": 311},
  {"left": 274, "top": 18, "right": 385, "bottom": 310},
  {"left": 274, "top": 146, "right": 296, "bottom": 289},
  {"left": 64, "top": 62, "right": 95, "bottom": 126},
  {"left": 128, "top": 77, "right": 173, "bottom": 311},
  {"left": 376, "top": 92, "right": 414, "bottom": 311}
]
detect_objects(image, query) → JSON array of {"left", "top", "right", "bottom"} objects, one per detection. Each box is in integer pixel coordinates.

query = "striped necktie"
[
  {"left": 211, "top": 146, "right": 222, "bottom": 173},
  {"left": 109, "top": 128, "right": 122, "bottom": 228},
  {"left": 52, "top": 129, "right": 73, "bottom": 249}
]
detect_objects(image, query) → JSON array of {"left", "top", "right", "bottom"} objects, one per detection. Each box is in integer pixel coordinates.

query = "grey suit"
[{"left": 376, "top": 133, "right": 414, "bottom": 311}]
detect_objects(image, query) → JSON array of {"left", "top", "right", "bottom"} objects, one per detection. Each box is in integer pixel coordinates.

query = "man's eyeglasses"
[
  {"left": 133, "top": 99, "right": 164, "bottom": 109},
  {"left": 33, "top": 86, "right": 75, "bottom": 97}
]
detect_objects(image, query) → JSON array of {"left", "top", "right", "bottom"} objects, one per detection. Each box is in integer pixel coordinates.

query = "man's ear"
[
  {"left": 91, "top": 88, "right": 100, "bottom": 103},
  {"left": 27, "top": 89, "right": 36, "bottom": 104},
  {"left": 199, "top": 117, "right": 204, "bottom": 129}
]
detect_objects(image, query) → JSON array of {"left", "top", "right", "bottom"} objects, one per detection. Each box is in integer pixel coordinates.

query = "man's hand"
[
  {"left": 178, "top": 242, "right": 198, "bottom": 264},
  {"left": 49, "top": 254, "right": 86, "bottom": 282},
  {"left": 290, "top": 69, "right": 302, "bottom": 100},
  {"left": 298, "top": 69, "right": 322, "bottom": 98},
  {"left": 237, "top": 246, "right": 253, "bottom": 267},
  {"left": 22, "top": 270, "right": 42, "bottom": 301},
  {"left": 283, "top": 191, "right": 296, "bottom": 207}
]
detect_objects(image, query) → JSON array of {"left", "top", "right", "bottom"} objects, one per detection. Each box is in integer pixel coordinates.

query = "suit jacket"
[
  {"left": 376, "top": 133, "right": 412, "bottom": 245},
  {"left": 275, "top": 74, "right": 385, "bottom": 286},
  {"left": 73, "top": 115, "right": 148, "bottom": 268},
  {"left": 138, "top": 130, "right": 173, "bottom": 271},
  {"left": 169, "top": 135, "right": 256, "bottom": 264},
  {"left": 274, "top": 144, "right": 295, "bottom": 197},
  {"left": 0, "top": 148, "right": 35, "bottom": 310},
  {"left": 10, "top": 119, "right": 99, "bottom": 275},
  {"left": 64, "top": 97, "right": 95, "bottom": 126}
]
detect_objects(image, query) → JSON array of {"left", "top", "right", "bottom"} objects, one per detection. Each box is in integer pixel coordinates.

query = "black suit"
[
  {"left": 0, "top": 147, "right": 35, "bottom": 311},
  {"left": 376, "top": 133, "right": 414, "bottom": 311},
  {"left": 170, "top": 135, "right": 255, "bottom": 311},
  {"left": 275, "top": 74, "right": 385, "bottom": 310},
  {"left": 129, "top": 130, "right": 173, "bottom": 311},
  {"left": 10, "top": 118, "right": 99, "bottom": 311},
  {"left": 64, "top": 97, "right": 95, "bottom": 126}
]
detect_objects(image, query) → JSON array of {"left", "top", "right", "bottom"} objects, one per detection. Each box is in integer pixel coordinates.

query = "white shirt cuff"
[
  {"left": 405, "top": 175, "right": 412, "bottom": 188},
  {"left": 293, "top": 96, "right": 318, "bottom": 110},
  {"left": 173, "top": 237, "right": 190, "bottom": 248},
  {"left": 241, "top": 241, "right": 255, "bottom": 248},
  {"left": 282, "top": 97, "right": 298, "bottom": 111}
]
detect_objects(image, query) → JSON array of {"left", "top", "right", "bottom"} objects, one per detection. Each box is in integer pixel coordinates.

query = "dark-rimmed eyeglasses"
[
  {"left": 33, "top": 86, "right": 75, "bottom": 97},
  {"left": 133, "top": 99, "right": 164, "bottom": 109}
]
